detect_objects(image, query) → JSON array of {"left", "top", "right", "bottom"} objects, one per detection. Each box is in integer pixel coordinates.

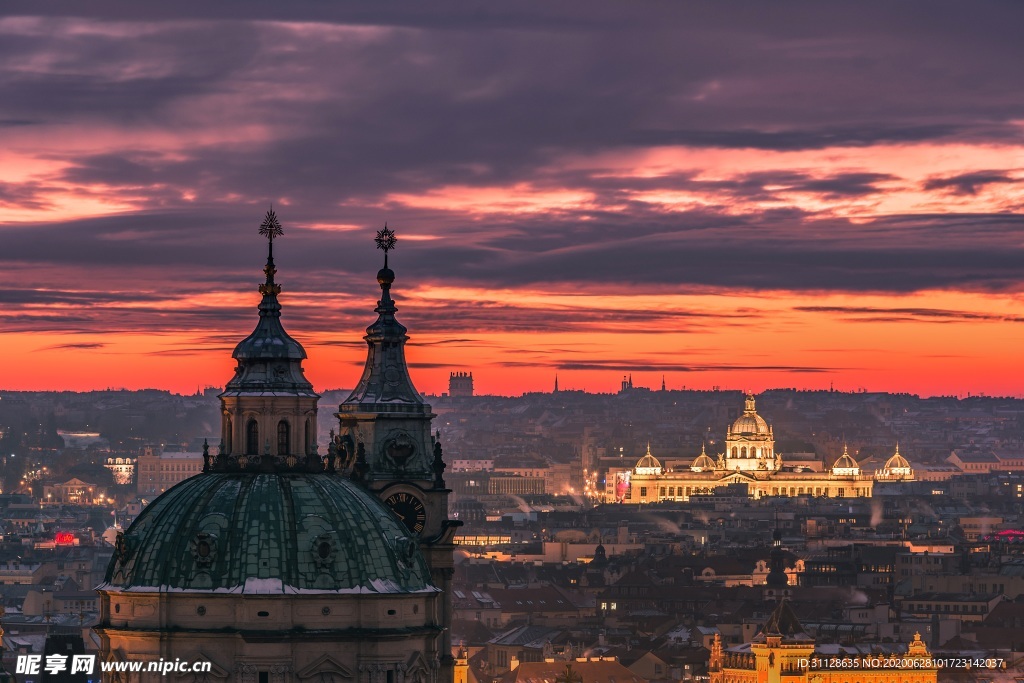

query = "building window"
[
  {"left": 224, "top": 418, "right": 232, "bottom": 454},
  {"left": 277, "top": 420, "right": 290, "bottom": 455},
  {"left": 258, "top": 673, "right": 269, "bottom": 683},
  {"left": 640, "top": 487, "right": 647, "bottom": 497},
  {"left": 304, "top": 418, "right": 312, "bottom": 454},
  {"left": 246, "top": 419, "right": 259, "bottom": 455}
]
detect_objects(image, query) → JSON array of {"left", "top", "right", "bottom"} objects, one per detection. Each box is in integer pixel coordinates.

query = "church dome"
[
  {"left": 729, "top": 394, "right": 770, "bottom": 435},
  {"left": 102, "top": 473, "right": 433, "bottom": 594}
]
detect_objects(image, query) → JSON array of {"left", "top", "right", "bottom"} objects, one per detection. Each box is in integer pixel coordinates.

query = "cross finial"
[{"left": 375, "top": 224, "right": 397, "bottom": 267}]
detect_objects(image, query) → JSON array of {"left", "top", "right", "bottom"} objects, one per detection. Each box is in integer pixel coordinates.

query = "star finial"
[
  {"left": 259, "top": 208, "right": 284, "bottom": 242},
  {"left": 375, "top": 224, "right": 397, "bottom": 267},
  {"left": 257, "top": 208, "right": 283, "bottom": 293}
]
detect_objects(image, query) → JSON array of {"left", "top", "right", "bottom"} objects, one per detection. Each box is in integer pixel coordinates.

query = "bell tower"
[
  {"left": 215, "top": 209, "right": 321, "bottom": 472},
  {"left": 335, "top": 226, "right": 461, "bottom": 677}
]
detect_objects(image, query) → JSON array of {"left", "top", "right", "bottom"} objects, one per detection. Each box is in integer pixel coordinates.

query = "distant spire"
[
  {"left": 646, "top": 442, "right": 651, "bottom": 455},
  {"left": 554, "top": 374, "right": 559, "bottom": 393},
  {"left": 661, "top": 375, "right": 666, "bottom": 391}
]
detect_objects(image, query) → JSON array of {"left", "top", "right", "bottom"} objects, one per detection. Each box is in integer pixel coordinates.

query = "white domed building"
[
  {"left": 724, "top": 394, "right": 778, "bottom": 472},
  {"left": 605, "top": 394, "right": 877, "bottom": 503}
]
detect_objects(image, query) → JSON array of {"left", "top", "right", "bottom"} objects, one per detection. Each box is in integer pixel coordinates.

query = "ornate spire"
[
  {"left": 222, "top": 218, "right": 316, "bottom": 389},
  {"left": 214, "top": 211, "right": 321, "bottom": 473},
  {"left": 341, "top": 226, "right": 426, "bottom": 409}
]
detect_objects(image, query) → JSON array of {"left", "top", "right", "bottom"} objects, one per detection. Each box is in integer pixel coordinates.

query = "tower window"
[
  {"left": 304, "top": 418, "right": 312, "bottom": 454},
  {"left": 246, "top": 419, "right": 259, "bottom": 455},
  {"left": 225, "top": 418, "right": 232, "bottom": 454},
  {"left": 258, "top": 673, "right": 269, "bottom": 683},
  {"left": 277, "top": 420, "right": 290, "bottom": 455}
]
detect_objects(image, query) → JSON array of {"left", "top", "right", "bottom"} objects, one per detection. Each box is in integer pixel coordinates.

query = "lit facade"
[
  {"left": 605, "top": 395, "right": 917, "bottom": 502},
  {"left": 709, "top": 601, "right": 938, "bottom": 683}
]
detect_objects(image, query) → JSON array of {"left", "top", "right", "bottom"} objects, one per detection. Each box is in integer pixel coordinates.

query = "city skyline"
[{"left": 2, "top": 3, "right": 1024, "bottom": 397}]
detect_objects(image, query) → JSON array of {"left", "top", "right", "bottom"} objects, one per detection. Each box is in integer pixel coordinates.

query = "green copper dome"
[{"left": 102, "top": 473, "right": 434, "bottom": 594}]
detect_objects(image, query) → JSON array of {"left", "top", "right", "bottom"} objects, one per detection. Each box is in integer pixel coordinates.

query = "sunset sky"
[{"left": 1, "top": 2, "right": 1023, "bottom": 397}]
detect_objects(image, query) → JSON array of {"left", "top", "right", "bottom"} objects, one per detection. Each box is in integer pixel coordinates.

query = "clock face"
[{"left": 384, "top": 492, "right": 426, "bottom": 535}]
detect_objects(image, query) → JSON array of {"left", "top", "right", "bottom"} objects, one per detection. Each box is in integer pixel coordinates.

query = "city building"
[
  {"left": 95, "top": 221, "right": 452, "bottom": 682},
  {"left": 605, "top": 395, "right": 912, "bottom": 503},
  {"left": 135, "top": 446, "right": 204, "bottom": 496},
  {"left": 708, "top": 600, "right": 938, "bottom": 683},
  {"left": 103, "top": 457, "right": 135, "bottom": 486},
  {"left": 449, "top": 372, "right": 474, "bottom": 397}
]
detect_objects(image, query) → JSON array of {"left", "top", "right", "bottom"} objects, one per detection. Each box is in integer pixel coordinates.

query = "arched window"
[
  {"left": 246, "top": 419, "right": 259, "bottom": 455},
  {"left": 752, "top": 448, "right": 758, "bottom": 457},
  {"left": 304, "top": 419, "right": 312, "bottom": 455},
  {"left": 741, "top": 447, "right": 747, "bottom": 458},
  {"left": 224, "top": 418, "right": 232, "bottom": 454},
  {"left": 731, "top": 447, "right": 737, "bottom": 457},
  {"left": 277, "top": 420, "right": 290, "bottom": 455}
]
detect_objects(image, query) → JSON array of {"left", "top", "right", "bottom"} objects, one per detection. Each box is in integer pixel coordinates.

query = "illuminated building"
[
  {"left": 708, "top": 601, "right": 938, "bottom": 683},
  {"left": 104, "top": 457, "right": 135, "bottom": 486},
  {"left": 605, "top": 395, "right": 908, "bottom": 502}
]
